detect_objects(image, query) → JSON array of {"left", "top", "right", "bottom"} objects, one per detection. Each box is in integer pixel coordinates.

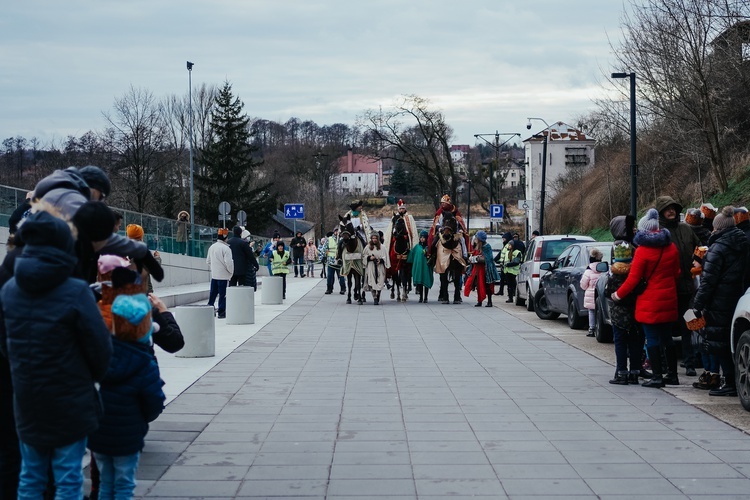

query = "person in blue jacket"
[
  {"left": 0, "top": 210, "right": 112, "bottom": 499},
  {"left": 88, "top": 293, "right": 165, "bottom": 500}
]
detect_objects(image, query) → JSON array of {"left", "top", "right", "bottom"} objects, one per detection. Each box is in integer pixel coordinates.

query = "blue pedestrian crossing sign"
[
  {"left": 284, "top": 203, "right": 305, "bottom": 219},
  {"left": 490, "top": 204, "right": 504, "bottom": 220}
]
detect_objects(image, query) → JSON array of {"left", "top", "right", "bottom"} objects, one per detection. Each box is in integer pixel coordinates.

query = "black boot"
[
  {"left": 486, "top": 295, "right": 492, "bottom": 307},
  {"left": 423, "top": 290, "right": 428, "bottom": 303},
  {"left": 609, "top": 370, "right": 629, "bottom": 385},
  {"left": 628, "top": 370, "right": 640, "bottom": 384},
  {"left": 418, "top": 286, "right": 423, "bottom": 303},
  {"left": 642, "top": 346, "right": 665, "bottom": 388},
  {"left": 663, "top": 344, "right": 680, "bottom": 385}
]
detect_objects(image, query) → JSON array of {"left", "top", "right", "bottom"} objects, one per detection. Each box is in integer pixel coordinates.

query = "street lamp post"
[
  {"left": 187, "top": 61, "right": 195, "bottom": 256},
  {"left": 612, "top": 72, "right": 637, "bottom": 217},
  {"left": 526, "top": 117, "right": 550, "bottom": 235},
  {"left": 474, "top": 131, "right": 520, "bottom": 232}
]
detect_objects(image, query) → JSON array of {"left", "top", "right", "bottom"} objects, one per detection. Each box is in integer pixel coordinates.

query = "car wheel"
[
  {"left": 515, "top": 287, "right": 525, "bottom": 307},
  {"left": 534, "top": 288, "right": 560, "bottom": 320},
  {"left": 736, "top": 330, "right": 750, "bottom": 412},
  {"left": 567, "top": 294, "right": 586, "bottom": 330},
  {"left": 525, "top": 282, "right": 534, "bottom": 311},
  {"left": 595, "top": 299, "right": 613, "bottom": 343}
]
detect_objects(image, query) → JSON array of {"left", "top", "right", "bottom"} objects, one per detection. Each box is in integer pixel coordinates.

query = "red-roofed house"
[{"left": 334, "top": 149, "right": 383, "bottom": 195}]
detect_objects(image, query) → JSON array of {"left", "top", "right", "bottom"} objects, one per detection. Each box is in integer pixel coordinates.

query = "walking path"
[{"left": 134, "top": 279, "right": 750, "bottom": 499}]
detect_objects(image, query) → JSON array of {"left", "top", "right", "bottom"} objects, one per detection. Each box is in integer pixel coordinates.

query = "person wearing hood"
[
  {"left": 408, "top": 230, "right": 434, "bottom": 303},
  {"left": 88, "top": 293, "right": 165, "bottom": 500},
  {"left": 655, "top": 195, "right": 701, "bottom": 377},
  {"left": 692, "top": 206, "right": 750, "bottom": 397},
  {"left": 0, "top": 211, "right": 113, "bottom": 498},
  {"left": 612, "top": 208, "right": 681, "bottom": 388},
  {"left": 290, "top": 230, "right": 307, "bottom": 277},
  {"left": 580, "top": 248, "right": 604, "bottom": 337}
]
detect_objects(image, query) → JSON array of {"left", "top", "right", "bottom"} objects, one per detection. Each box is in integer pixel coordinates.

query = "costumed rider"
[
  {"left": 431, "top": 212, "right": 468, "bottom": 304},
  {"left": 344, "top": 199, "right": 372, "bottom": 247},
  {"left": 385, "top": 199, "right": 419, "bottom": 250},
  {"left": 427, "top": 194, "right": 469, "bottom": 260}
]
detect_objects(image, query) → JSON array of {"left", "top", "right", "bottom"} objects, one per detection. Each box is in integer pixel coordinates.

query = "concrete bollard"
[
  {"left": 173, "top": 305, "right": 215, "bottom": 358},
  {"left": 261, "top": 276, "right": 283, "bottom": 305},
  {"left": 226, "top": 286, "right": 255, "bottom": 325}
]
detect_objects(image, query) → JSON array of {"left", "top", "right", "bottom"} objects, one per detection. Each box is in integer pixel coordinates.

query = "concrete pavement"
[{"left": 134, "top": 279, "right": 750, "bottom": 499}]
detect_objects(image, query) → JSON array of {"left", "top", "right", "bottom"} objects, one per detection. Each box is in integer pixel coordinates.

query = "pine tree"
[{"left": 195, "top": 81, "right": 276, "bottom": 232}]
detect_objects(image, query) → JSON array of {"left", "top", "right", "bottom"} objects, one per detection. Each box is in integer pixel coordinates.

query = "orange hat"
[
  {"left": 700, "top": 203, "right": 717, "bottom": 220},
  {"left": 217, "top": 228, "right": 229, "bottom": 239},
  {"left": 734, "top": 207, "right": 749, "bottom": 225},
  {"left": 440, "top": 194, "right": 451, "bottom": 204},
  {"left": 126, "top": 224, "right": 144, "bottom": 241}
]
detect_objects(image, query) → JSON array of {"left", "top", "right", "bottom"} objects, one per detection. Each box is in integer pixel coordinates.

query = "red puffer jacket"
[{"left": 616, "top": 230, "right": 680, "bottom": 325}]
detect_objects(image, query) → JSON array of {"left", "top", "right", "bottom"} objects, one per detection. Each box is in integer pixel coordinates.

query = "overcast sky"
[{"left": 1, "top": 0, "right": 628, "bottom": 148}]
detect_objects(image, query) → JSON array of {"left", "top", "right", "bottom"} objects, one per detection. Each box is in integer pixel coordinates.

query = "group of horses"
[{"left": 336, "top": 212, "right": 414, "bottom": 305}]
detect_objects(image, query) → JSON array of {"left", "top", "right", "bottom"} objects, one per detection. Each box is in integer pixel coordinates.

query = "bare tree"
[
  {"left": 613, "top": 0, "right": 750, "bottom": 192},
  {"left": 358, "top": 95, "right": 459, "bottom": 206},
  {"left": 103, "top": 86, "right": 178, "bottom": 213}
]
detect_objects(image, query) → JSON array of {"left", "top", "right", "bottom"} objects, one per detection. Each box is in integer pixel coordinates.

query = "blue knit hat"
[
  {"left": 475, "top": 230, "right": 487, "bottom": 242},
  {"left": 111, "top": 294, "right": 153, "bottom": 344}
]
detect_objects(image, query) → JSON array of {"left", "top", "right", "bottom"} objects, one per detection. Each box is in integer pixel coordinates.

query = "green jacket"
[{"left": 656, "top": 196, "right": 699, "bottom": 295}]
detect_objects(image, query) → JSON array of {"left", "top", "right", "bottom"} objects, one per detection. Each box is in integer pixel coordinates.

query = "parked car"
[
  {"left": 533, "top": 243, "right": 612, "bottom": 329},
  {"left": 515, "top": 235, "right": 595, "bottom": 311},
  {"left": 731, "top": 289, "right": 750, "bottom": 411}
]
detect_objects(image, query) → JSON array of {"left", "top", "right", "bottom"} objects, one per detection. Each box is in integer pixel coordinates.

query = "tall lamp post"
[
  {"left": 611, "top": 72, "right": 637, "bottom": 217},
  {"left": 474, "top": 131, "right": 520, "bottom": 232},
  {"left": 526, "top": 117, "right": 551, "bottom": 235},
  {"left": 187, "top": 61, "right": 195, "bottom": 256}
]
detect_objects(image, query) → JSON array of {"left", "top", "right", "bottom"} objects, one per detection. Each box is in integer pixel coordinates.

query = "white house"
[
  {"left": 523, "top": 122, "right": 595, "bottom": 233},
  {"left": 333, "top": 149, "right": 382, "bottom": 195}
]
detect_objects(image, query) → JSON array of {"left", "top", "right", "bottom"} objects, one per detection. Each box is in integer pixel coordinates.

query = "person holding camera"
[{"left": 175, "top": 211, "right": 190, "bottom": 255}]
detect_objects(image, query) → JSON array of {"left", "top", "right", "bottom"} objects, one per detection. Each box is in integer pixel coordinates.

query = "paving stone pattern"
[{"left": 137, "top": 286, "right": 750, "bottom": 498}]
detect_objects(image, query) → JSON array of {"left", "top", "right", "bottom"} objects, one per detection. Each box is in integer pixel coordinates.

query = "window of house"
[
  {"left": 511, "top": 172, "right": 516, "bottom": 177},
  {"left": 511, "top": 181, "right": 516, "bottom": 187},
  {"left": 358, "top": 176, "right": 362, "bottom": 181},
  {"left": 342, "top": 176, "right": 347, "bottom": 182}
]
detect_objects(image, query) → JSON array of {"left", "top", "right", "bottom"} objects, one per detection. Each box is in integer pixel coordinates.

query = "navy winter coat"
[
  {"left": 88, "top": 338, "right": 165, "bottom": 456},
  {"left": 0, "top": 211, "right": 112, "bottom": 448},
  {"left": 693, "top": 226, "right": 750, "bottom": 340}
]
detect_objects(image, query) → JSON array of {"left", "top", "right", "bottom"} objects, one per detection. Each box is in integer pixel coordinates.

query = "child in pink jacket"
[{"left": 580, "top": 248, "right": 604, "bottom": 337}]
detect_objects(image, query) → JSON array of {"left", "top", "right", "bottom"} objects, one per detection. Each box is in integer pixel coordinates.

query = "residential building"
[
  {"left": 523, "top": 122, "right": 595, "bottom": 233},
  {"left": 334, "top": 149, "right": 382, "bottom": 195}
]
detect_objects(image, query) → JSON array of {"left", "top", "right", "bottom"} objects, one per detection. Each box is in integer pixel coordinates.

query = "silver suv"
[
  {"left": 515, "top": 234, "right": 594, "bottom": 310},
  {"left": 731, "top": 289, "right": 750, "bottom": 411}
]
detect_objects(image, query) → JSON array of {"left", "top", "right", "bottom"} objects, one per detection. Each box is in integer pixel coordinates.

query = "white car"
[
  {"left": 515, "top": 234, "right": 594, "bottom": 310},
  {"left": 731, "top": 288, "right": 750, "bottom": 411}
]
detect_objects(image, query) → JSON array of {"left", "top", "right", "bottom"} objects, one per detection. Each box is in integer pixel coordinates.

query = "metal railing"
[{"left": 0, "top": 184, "right": 270, "bottom": 260}]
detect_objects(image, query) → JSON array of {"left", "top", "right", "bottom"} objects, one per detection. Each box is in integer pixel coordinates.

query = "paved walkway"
[{"left": 135, "top": 280, "right": 750, "bottom": 499}]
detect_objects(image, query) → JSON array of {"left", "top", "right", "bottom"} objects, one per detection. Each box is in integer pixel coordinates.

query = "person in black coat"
[
  {"left": 290, "top": 231, "right": 307, "bottom": 277},
  {"left": 693, "top": 206, "right": 750, "bottom": 397},
  {"left": 228, "top": 226, "right": 254, "bottom": 287},
  {"left": 0, "top": 211, "right": 112, "bottom": 498}
]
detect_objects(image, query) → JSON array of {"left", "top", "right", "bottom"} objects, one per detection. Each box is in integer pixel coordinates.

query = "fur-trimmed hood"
[
  {"left": 633, "top": 228, "right": 671, "bottom": 248},
  {"left": 611, "top": 261, "right": 631, "bottom": 275}
]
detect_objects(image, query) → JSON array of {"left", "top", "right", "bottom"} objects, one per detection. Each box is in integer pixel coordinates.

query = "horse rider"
[
  {"left": 427, "top": 194, "right": 469, "bottom": 259},
  {"left": 431, "top": 214, "right": 467, "bottom": 304},
  {"left": 343, "top": 200, "right": 372, "bottom": 247}
]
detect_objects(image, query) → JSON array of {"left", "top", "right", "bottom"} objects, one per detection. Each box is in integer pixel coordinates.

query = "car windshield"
[{"left": 542, "top": 240, "right": 586, "bottom": 260}]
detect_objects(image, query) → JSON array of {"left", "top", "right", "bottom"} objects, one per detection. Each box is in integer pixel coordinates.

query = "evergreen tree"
[{"left": 195, "top": 81, "right": 276, "bottom": 232}]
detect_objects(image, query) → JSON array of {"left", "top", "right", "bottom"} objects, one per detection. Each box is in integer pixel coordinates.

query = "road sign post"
[{"left": 218, "top": 201, "right": 231, "bottom": 229}]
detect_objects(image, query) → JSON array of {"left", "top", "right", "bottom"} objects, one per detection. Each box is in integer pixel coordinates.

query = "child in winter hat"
[
  {"left": 638, "top": 208, "right": 661, "bottom": 232},
  {"left": 88, "top": 291, "right": 165, "bottom": 499},
  {"left": 111, "top": 294, "right": 155, "bottom": 343}
]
